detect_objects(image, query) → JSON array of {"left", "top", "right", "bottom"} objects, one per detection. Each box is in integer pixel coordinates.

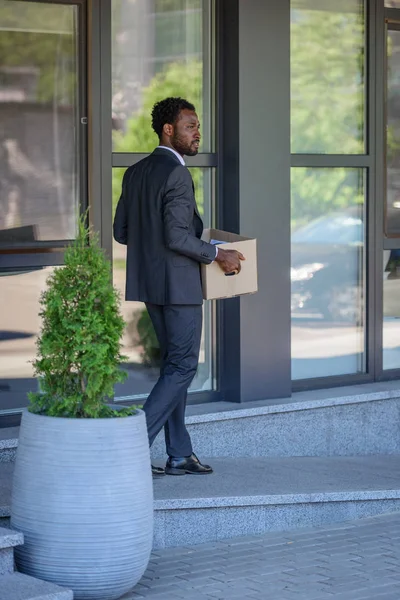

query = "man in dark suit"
[{"left": 114, "top": 97, "right": 243, "bottom": 476}]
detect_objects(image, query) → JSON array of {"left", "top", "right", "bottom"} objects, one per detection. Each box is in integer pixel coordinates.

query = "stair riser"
[
  {"left": 0, "top": 547, "right": 14, "bottom": 575},
  {"left": 4, "top": 499, "right": 400, "bottom": 552},
  {"left": 151, "top": 398, "right": 400, "bottom": 459},
  {"left": 153, "top": 498, "right": 400, "bottom": 549},
  {"left": 2, "top": 398, "right": 400, "bottom": 463}
]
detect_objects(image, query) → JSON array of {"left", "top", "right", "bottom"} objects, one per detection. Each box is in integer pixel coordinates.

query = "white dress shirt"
[
  {"left": 157, "top": 145, "right": 185, "bottom": 165},
  {"left": 157, "top": 145, "right": 218, "bottom": 262}
]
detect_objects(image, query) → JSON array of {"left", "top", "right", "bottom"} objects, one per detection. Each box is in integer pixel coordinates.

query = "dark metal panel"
[
  {"left": 238, "top": 0, "right": 291, "bottom": 401},
  {"left": 384, "top": 7, "right": 400, "bottom": 21},
  {"left": 0, "top": 253, "right": 65, "bottom": 268},
  {"left": 291, "top": 155, "right": 371, "bottom": 167},
  {"left": 112, "top": 153, "right": 218, "bottom": 168},
  {"left": 216, "top": 0, "right": 241, "bottom": 403}
]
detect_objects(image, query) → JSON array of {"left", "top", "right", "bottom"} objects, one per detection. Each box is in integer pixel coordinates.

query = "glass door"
[{"left": 0, "top": 0, "right": 86, "bottom": 415}]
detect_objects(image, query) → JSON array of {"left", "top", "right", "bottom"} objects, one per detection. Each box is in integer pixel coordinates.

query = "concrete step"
[
  {"left": 2, "top": 455, "right": 400, "bottom": 549},
  {"left": 0, "top": 427, "right": 18, "bottom": 463},
  {"left": 150, "top": 381, "right": 400, "bottom": 459},
  {"left": 0, "top": 572, "right": 73, "bottom": 600},
  {"left": 0, "top": 526, "right": 23, "bottom": 575},
  {"left": 3, "top": 382, "right": 400, "bottom": 463}
]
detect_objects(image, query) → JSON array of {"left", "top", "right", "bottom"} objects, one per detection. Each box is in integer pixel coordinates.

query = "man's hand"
[{"left": 215, "top": 248, "right": 245, "bottom": 274}]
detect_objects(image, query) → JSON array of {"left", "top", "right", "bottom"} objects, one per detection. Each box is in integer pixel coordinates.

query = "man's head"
[{"left": 151, "top": 97, "right": 200, "bottom": 157}]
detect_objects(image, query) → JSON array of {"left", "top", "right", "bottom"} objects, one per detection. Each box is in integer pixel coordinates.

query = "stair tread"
[
  {"left": 153, "top": 455, "right": 400, "bottom": 507},
  {"left": 0, "top": 526, "right": 23, "bottom": 549},
  {"left": 2, "top": 456, "right": 400, "bottom": 515},
  {"left": 0, "top": 572, "right": 73, "bottom": 600}
]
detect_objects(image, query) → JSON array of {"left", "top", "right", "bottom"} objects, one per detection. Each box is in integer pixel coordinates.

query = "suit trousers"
[{"left": 143, "top": 303, "right": 203, "bottom": 457}]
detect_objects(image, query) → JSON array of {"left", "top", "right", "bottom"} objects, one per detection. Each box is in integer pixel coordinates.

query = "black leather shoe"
[
  {"left": 152, "top": 464, "right": 165, "bottom": 477},
  {"left": 165, "top": 453, "right": 213, "bottom": 475}
]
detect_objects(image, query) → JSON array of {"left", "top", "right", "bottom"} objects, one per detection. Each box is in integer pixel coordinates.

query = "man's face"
[{"left": 171, "top": 109, "right": 201, "bottom": 156}]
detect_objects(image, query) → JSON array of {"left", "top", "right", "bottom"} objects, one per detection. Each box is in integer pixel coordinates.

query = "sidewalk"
[{"left": 122, "top": 511, "right": 400, "bottom": 600}]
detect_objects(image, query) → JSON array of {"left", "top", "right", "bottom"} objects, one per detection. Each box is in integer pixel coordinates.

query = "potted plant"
[{"left": 10, "top": 216, "right": 153, "bottom": 600}]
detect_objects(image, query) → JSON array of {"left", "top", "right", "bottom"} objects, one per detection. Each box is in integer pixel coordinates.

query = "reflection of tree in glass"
[
  {"left": 0, "top": 3, "right": 76, "bottom": 104},
  {"left": 291, "top": 4, "right": 365, "bottom": 229},
  {"left": 291, "top": 168, "right": 364, "bottom": 232},
  {"left": 291, "top": 3, "right": 365, "bottom": 154},
  {"left": 112, "top": 60, "right": 204, "bottom": 215}
]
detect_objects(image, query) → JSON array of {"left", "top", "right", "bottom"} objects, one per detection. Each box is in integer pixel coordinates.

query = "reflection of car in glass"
[{"left": 291, "top": 209, "right": 364, "bottom": 322}]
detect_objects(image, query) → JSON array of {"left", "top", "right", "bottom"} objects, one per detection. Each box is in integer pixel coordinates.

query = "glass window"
[
  {"left": 112, "top": 0, "right": 213, "bottom": 153},
  {"left": 291, "top": 168, "right": 366, "bottom": 380},
  {"left": 112, "top": 167, "right": 214, "bottom": 401},
  {"left": 383, "top": 249, "right": 400, "bottom": 369},
  {"left": 290, "top": 0, "right": 365, "bottom": 154},
  {"left": 0, "top": 1, "right": 80, "bottom": 243},
  {"left": 385, "top": 1, "right": 400, "bottom": 7},
  {"left": 386, "top": 28, "right": 400, "bottom": 236}
]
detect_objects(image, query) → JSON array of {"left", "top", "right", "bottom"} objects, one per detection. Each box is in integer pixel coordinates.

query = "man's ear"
[{"left": 163, "top": 123, "right": 173, "bottom": 137}]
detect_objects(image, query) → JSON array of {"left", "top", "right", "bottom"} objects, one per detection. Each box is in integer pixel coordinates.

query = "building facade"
[{"left": 1, "top": 0, "right": 400, "bottom": 425}]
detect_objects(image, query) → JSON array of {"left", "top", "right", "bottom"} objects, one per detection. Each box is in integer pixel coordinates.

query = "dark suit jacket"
[{"left": 113, "top": 148, "right": 216, "bottom": 305}]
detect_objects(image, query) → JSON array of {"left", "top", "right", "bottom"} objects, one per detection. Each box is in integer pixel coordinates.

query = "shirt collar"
[{"left": 157, "top": 145, "right": 185, "bottom": 166}]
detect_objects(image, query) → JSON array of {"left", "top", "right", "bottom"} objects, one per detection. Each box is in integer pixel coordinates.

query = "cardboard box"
[{"left": 201, "top": 228, "right": 258, "bottom": 300}]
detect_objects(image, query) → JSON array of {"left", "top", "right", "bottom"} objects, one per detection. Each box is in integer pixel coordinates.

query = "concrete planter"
[{"left": 10, "top": 409, "right": 153, "bottom": 600}]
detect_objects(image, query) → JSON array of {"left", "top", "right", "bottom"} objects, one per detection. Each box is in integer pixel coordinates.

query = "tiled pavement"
[{"left": 122, "top": 511, "right": 400, "bottom": 600}]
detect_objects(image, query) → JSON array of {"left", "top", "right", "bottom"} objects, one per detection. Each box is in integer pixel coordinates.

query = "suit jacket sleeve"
[
  {"left": 113, "top": 168, "right": 129, "bottom": 245},
  {"left": 163, "top": 165, "right": 217, "bottom": 264}
]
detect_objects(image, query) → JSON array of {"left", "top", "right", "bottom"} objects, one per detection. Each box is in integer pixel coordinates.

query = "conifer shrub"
[{"left": 29, "top": 216, "right": 133, "bottom": 418}]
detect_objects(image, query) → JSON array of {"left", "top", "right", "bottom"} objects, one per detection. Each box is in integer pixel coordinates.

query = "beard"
[{"left": 171, "top": 133, "right": 199, "bottom": 157}]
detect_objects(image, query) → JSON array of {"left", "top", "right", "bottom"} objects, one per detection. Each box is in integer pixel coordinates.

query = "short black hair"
[{"left": 151, "top": 97, "right": 196, "bottom": 139}]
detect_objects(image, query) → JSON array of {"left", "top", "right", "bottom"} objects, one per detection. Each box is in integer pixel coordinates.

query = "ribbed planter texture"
[{"left": 11, "top": 408, "right": 153, "bottom": 600}]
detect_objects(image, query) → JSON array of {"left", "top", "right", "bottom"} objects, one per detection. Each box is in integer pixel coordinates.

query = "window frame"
[{"left": 98, "top": 0, "right": 220, "bottom": 405}]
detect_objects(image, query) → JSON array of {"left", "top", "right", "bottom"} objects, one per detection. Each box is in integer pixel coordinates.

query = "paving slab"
[{"left": 121, "top": 511, "right": 400, "bottom": 599}]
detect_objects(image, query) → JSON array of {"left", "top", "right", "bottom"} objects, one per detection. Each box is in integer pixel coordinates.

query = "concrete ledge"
[
  {"left": 0, "top": 526, "right": 23, "bottom": 549},
  {"left": 152, "top": 395, "right": 400, "bottom": 458},
  {"left": 155, "top": 489, "right": 400, "bottom": 510},
  {"left": 185, "top": 389, "right": 400, "bottom": 424},
  {"left": 0, "top": 572, "right": 73, "bottom": 600}
]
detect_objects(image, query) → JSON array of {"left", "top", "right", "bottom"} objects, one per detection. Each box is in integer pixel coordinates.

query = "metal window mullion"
[
  {"left": 375, "top": 0, "right": 386, "bottom": 377},
  {"left": 366, "top": 0, "right": 377, "bottom": 379},
  {"left": 290, "top": 155, "right": 371, "bottom": 168},
  {"left": 112, "top": 153, "right": 218, "bottom": 168}
]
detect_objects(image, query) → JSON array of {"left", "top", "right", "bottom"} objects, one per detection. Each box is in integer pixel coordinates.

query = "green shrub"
[{"left": 29, "top": 216, "right": 133, "bottom": 418}]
